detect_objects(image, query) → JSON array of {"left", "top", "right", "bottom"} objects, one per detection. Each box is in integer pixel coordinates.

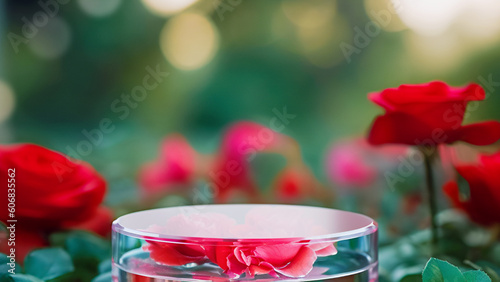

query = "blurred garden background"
[{"left": 2, "top": 0, "right": 500, "bottom": 281}]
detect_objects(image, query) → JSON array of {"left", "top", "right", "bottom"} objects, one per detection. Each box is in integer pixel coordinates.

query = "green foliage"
[
  {"left": 62, "top": 232, "right": 110, "bottom": 261},
  {"left": 90, "top": 272, "right": 112, "bottom": 282},
  {"left": 0, "top": 232, "right": 112, "bottom": 281},
  {"left": 463, "top": 271, "right": 492, "bottom": 281},
  {"left": 49, "top": 231, "right": 111, "bottom": 281},
  {"left": 0, "top": 274, "right": 44, "bottom": 282},
  {"left": 251, "top": 153, "right": 287, "bottom": 194},
  {"left": 97, "top": 259, "right": 112, "bottom": 274},
  {"left": 23, "top": 248, "right": 74, "bottom": 281},
  {"left": 422, "top": 258, "right": 491, "bottom": 282},
  {"left": 0, "top": 254, "right": 22, "bottom": 276}
]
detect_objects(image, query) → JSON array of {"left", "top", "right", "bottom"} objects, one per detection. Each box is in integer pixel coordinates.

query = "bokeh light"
[
  {"left": 404, "top": 32, "right": 464, "bottom": 74},
  {"left": 29, "top": 17, "right": 71, "bottom": 60},
  {"left": 281, "top": 0, "right": 336, "bottom": 29},
  {"left": 0, "top": 81, "right": 15, "bottom": 124},
  {"left": 280, "top": 0, "right": 347, "bottom": 68},
  {"left": 141, "top": 0, "right": 198, "bottom": 17},
  {"left": 396, "top": 0, "right": 500, "bottom": 41},
  {"left": 455, "top": 0, "right": 500, "bottom": 43},
  {"left": 395, "top": 0, "right": 462, "bottom": 36},
  {"left": 77, "top": 0, "right": 122, "bottom": 17},
  {"left": 297, "top": 17, "right": 349, "bottom": 68},
  {"left": 160, "top": 13, "right": 219, "bottom": 71}
]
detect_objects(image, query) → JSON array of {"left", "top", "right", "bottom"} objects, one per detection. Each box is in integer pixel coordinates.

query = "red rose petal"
[
  {"left": 226, "top": 253, "right": 248, "bottom": 277},
  {"left": 443, "top": 151, "right": 500, "bottom": 226},
  {"left": 368, "top": 112, "right": 436, "bottom": 145},
  {"left": 248, "top": 262, "right": 274, "bottom": 277},
  {"left": 145, "top": 242, "right": 205, "bottom": 266},
  {"left": 274, "top": 246, "right": 317, "bottom": 278},
  {"left": 253, "top": 244, "right": 302, "bottom": 267},
  {"left": 62, "top": 206, "right": 113, "bottom": 236},
  {"left": 205, "top": 245, "right": 234, "bottom": 271},
  {"left": 310, "top": 243, "right": 337, "bottom": 257},
  {"left": 0, "top": 144, "right": 107, "bottom": 230},
  {"left": 452, "top": 121, "right": 500, "bottom": 146},
  {"left": 373, "top": 82, "right": 483, "bottom": 107}
]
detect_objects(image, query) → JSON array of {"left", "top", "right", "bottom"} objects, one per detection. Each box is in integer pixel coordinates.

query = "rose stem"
[{"left": 421, "top": 147, "right": 438, "bottom": 255}]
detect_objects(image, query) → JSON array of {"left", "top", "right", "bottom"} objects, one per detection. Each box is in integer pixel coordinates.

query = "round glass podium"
[{"left": 112, "top": 204, "right": 378, "bottom": 281}]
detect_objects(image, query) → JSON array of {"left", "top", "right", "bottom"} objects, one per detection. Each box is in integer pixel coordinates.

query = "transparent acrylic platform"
[{"left": 112, "top": 204, "right": 378, "bottom": 281}]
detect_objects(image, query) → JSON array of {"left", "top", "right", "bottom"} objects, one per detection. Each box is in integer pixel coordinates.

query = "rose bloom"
[
  {"left": 205, "top": 241, "right": 336, "bottom": 279},
  {"left": 146, "top": 240, "right": 335, "bottom": 279},
  {"left": 138, "top": 135, "right": 197, "bottom": 196},
  {"left": 443, "top": 150, "right": 500, "bottom": 226},
  {"left": 273, "top": 166, "right": 321, "bottom": 203},
  {"left": 0, "top": 144, "right": 111, "bottom": 259},
  {"left": 139, "top": 121, "right": 303, "bottom": 203},
  {"left": 143, "top": 208, "right": 337, "bottom": 279},
  {"left": 368, "top": 81, "right": 500, "bottom": 146},
  {"left": 212, "top": 121, "right": 298, "bottom": 203},
  {"left": 326, "top": 138, "right": 410, "bottom": 188}
]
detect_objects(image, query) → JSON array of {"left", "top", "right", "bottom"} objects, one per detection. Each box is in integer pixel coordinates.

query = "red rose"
[
  {"left": 367, "top": 81, "right": 500, "bottom": 146},
  {"left": 139, "top": 121, "right": 305, "bottom": 203},
  {"left": 206, "top": 242, "right": 336, "bottom": 279},
  {"left": 212, "top": 121, "right": 297, "bottom": 203},
  {"left": 0, "top": 144, "right": 111, "bottom": 261},
  {"left": 443, "top": 150, "right": 500, "bottom": 226},
  {"left": 61, "top": 206, "right": 113, "bottom": 237},
  {"left": 142, "top": 208, "right": 337, "bottom": 279},
  {"left": 326, "top": 138, "right": 410, "bottom": 188},
  {"left": 0, "top": 144, "right": 107, "bottom": 229},
  {"left": 273, "top": 166, "right": 319, "bottom": 202},
  {"left": 138, "top": 135, "right": 197, "bottom": 196}
]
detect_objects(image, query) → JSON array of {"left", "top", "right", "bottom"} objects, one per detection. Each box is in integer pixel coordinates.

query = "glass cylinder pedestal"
[{"left": 112, "top": 204, "right": 378, "bottom": 281}]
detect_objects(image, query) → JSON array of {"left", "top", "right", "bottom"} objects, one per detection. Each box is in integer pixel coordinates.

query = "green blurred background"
[{"left": 2, "top": 0, "right": 500, "bottom": 205}]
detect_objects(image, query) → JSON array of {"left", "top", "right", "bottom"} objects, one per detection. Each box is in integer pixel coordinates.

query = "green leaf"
[
  {"left": 0, "top": 253, "right": 22, "bottom": 275},
  {"left": 64, "top": 231, "right": 110, "bottom": 261},
  {"left": 91, "top": 272, "right": 112, "bottom": 282},
  {"left": 471, "top": 261, "right": 500, "bottom": 281},
  {"left": 422, "top": 258, "right": 466, "bottom": 282},
  {"left": 463, "top": 270, "right": 491, "bottom": 282},
  {"left": 52, "top": 231, "right": 111, "bottom": 281},
  {"left": 401, "top": 274, "right": 423, "bottom": 282},
  {"left": 98, "top": 259, "right": 111, "bottom": 274},
  {"left": 48, "top": 232, "right": 68, "bottom": 247},
  {"left": 392, "top": 264, "right": 425, "bottom": 282},
  {"left": 0, "top": 274, "right": 44, "bottom": 282},
  {"left": 23, "top": 248, "right": 74, "bottom": 281}
]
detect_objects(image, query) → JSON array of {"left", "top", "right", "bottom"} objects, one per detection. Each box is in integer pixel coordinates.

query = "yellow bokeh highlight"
[
  {"left": 160, "top": 13, "right": 219, "bottom": 71},
  {"left": 0, "top": 81, "right": 15, "bottom": 124},
  {"left": 142, "top": 0, "right": 198, "bottom": 17},
  {"left": 281, "top": 0, "right": 336, "bottom": 28}
]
